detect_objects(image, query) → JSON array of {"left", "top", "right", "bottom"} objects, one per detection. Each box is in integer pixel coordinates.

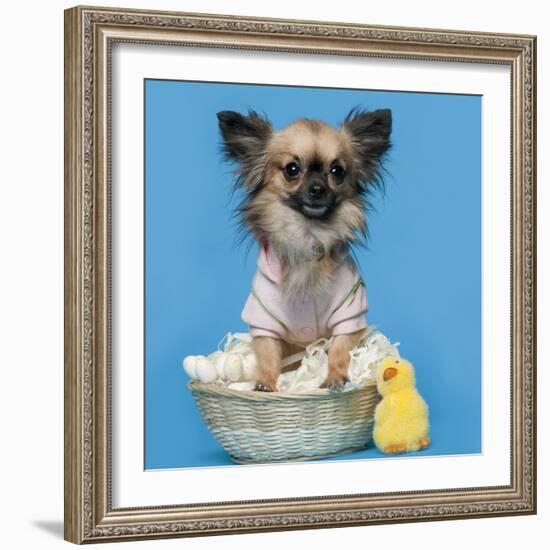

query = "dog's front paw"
[
  {"left": 254, "top": 381, "right": 275, "bottom": 392},
  {"left": 321, "top": 374, "right": 349, "bottom": 391}
]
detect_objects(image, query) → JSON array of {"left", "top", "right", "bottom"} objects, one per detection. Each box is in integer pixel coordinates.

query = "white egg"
[
  {"left": 223, "top": 354, "right": 243, "bottom": 382},
  {"left": 195, "top": 356, "right": 217, "bottom": 384},
  {"left": 242, "top": 353, "right": 259, "bottom": 381},
  {"left": 211, "top": 352, "right": 227, "bottom": 378},
  {"left": 182, "top": 356, "right": 198, "bottom": 378}
]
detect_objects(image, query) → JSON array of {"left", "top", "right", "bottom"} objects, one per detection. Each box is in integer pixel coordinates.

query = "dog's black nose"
[{"left": 308, "top": 183, "right": 327, "bottom": 199}]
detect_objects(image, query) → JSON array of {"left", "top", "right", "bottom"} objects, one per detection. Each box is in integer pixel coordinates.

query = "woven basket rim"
[{"left": 188, "top": 378, "right": 377, "bottom": 401}]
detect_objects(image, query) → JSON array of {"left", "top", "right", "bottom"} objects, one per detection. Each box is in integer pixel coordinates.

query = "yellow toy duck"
[{"left": 373, "top": 357, "right": 430, "bottom": 454}]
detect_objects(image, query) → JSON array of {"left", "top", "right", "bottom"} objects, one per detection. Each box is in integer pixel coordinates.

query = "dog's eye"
[
  {"left": 330, "top": 164, "right": 346, "bottom": 180},
  {"left": 284, "top": 162, "right": 301, "bottom": 179}
]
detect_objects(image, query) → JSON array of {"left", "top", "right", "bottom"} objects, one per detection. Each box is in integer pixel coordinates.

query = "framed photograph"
[{"left": 64, "top": 5, "right": 537, "bottom": 544}]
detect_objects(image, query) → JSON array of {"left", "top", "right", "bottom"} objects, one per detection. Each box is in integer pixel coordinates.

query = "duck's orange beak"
[{"left": 383, "top": 367, "right": 398, "bottom": 381}]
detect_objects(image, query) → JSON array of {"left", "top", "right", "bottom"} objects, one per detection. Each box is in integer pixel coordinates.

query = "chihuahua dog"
[{"left": 217, "top": 107, "right": 392, "bottom": 391}]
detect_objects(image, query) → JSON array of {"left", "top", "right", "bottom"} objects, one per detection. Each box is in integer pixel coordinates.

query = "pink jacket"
[{"left": 241, "top": 243, "right": 368, "bottom": 346}]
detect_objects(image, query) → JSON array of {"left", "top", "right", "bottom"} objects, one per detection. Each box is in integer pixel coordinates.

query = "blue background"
[{"left": 145, "top": 79, "right": 481, "bottom": 469}]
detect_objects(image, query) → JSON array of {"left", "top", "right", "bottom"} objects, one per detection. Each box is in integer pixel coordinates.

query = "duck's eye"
[
  {"left": 330, "top": 164, "right": 345, "bottom": 180},
  {"left": 284, "top": 162, "right": 301, "bottom": 179}
]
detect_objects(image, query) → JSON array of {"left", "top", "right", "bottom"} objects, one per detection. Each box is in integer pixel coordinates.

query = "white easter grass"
[{"left": 183, "top": 327, "right": 400, "bottom": 393}]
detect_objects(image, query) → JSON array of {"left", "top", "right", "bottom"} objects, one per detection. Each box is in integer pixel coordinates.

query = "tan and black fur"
[{"left": 218, "top": 108, "right": 392, "bottom": 390}]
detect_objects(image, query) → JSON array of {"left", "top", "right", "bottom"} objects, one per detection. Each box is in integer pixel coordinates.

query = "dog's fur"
[{"left": 217, "top": 107, "right": 392, "bottom": 390}]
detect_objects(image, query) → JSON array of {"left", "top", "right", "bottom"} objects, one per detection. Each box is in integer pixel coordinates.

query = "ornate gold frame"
[{"left": 64, "top": 5, "right": 537, "bottom": 544}]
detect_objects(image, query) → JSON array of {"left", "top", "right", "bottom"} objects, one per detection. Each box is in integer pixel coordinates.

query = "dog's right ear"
[{"left": 217, "top": 110, "right": 272, "bottom": 164}]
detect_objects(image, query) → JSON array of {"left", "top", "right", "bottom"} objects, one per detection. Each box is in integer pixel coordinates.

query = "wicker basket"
[{"left": 188, "top": 380, "right": 380, "bottom": 464}]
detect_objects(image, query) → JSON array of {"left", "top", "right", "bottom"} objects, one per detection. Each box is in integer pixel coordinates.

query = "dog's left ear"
[{"left": 341, "top": 108, "right": 392, "bottom": 187}]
